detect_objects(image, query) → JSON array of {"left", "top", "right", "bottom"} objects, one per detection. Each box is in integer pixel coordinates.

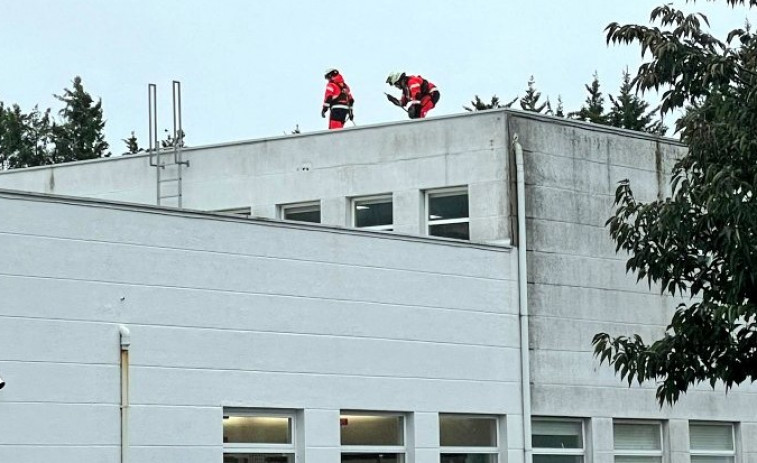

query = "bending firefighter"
[
  {"left": 322, "top": 68, "right": 355, "bottom": 129},
  {"left": 385, "top": 72, "right": 439, "bottom": 119}
]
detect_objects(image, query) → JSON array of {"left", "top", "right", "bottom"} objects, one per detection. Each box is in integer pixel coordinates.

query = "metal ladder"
[{"left": 148, "top": 81, "right": 189, "bottom": 207}]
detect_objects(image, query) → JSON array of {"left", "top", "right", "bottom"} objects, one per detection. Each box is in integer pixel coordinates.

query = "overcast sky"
[{"left": 0, "top": 1, "right": 753, "bottom": 153}]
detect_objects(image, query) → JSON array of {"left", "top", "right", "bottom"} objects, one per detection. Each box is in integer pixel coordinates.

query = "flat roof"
[{"left": 0, "top": 108, "right": 683, "bottom": 175}]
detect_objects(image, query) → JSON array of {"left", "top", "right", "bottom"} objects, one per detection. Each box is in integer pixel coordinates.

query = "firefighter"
[
  {"left": 385, "top": 72, "right": 440, "bottom": 119},
  {"left": 322, "top": 68, "right": 355, "bottom": 129}
]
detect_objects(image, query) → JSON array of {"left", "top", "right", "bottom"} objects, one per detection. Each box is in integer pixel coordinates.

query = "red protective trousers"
[{"left": 329, "top": 118, "right": 345, "bottom": 129}]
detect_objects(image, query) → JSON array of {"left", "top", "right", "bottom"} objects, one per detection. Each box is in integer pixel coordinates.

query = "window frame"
[
  {"left": 689, "top": 422, "right": 736, "bottom": 463},
  {"left": 339, "top": 410, "right": 407, "bottom": 457},
  {"left": 531, "top": 417, "right": 586, "bottom": 462},
  {"left": 613, "top": 420, "right": 664, "bottom": 463},
  {"left": 222, "top": 409, "right": 297, "bottom": 457},
  {"left": 279, "top": 201, "right": 321, "bottom": 223},
  {"left": 352, "top": 194, "right": 394, "bottom": 231},
  {"left": 439, "top": 413, "right": 500, "bottom": 460},
  {"left": 425, "top": 186, "right": 470, "bottom": 240}
]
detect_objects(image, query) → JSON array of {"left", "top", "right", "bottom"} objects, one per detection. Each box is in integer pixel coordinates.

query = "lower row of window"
[
  {"left": 224, "top": 412, "right": 496, "bottom": 463},
  {"left": 223, "top": 412, "right": 737, "bottom": 463}
]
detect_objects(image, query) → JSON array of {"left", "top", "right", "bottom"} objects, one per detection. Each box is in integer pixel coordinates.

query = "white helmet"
[
  {"left": 324, "top": 68, "right": 339, "bottom": 78},
  {"left": 386, "top": 72, "right": 404, "bottom": 85}
]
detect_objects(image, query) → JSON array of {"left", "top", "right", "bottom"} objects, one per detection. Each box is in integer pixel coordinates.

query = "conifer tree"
[
  {"left": 52, "top": 76, "right": 109, "bottom": 162},
  {"left": 554, "top": 96, "right": 566, "bottom": 118},
  {"left": 570, "top": 72, "right": 608, "bottom": 124},
  {"left": 519, "top": 76, "right": 549, "bottom": 113},
  {"left": 122, "top": 131, "right": 141, "bottom": 155},
  {"left": 160, "top": 129, "right": 186, "bottom": 148},
  {"left": 463, "top": 95, "right": 517, "bottom": 111},
  {"left": 607, "top": 68, "right": 666, "bottom": 134},
  {"left": 0, "top": 104, "right": 53, "bottom": 168}
]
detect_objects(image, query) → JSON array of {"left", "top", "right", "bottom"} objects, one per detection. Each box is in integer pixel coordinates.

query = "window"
[
  {"left": 689, "top": 423, "right": 735, "bottom": 463},
  {"left": 340, "top": 412, "right": 405, "bottom": 463},
  {"left": 426, "top": 188, "right": 469, "bottom": 240},
  {"left": 532, "top": 418, "right": 585, "bottom": 463},
  {"left": 613, "top": 422, "right": 663, "bottom": 463},
  {"left": 281, "top": 202, "right": 321, "bottom": 223},
  {"left": 215, "top": 207, "right": 253, "bottom": 218},
  {"left": 223, "top": 410, "right": 296, "bottom": 463},
  {"left": 353, "top": 195, "right": 393, "bottom": 231},
  {"left": 440, "top": 414, "right": 499, "bottom": 463}
]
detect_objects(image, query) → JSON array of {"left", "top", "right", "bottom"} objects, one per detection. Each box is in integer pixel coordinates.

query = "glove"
[
  {"left": 349, "top": 109, "right": 354, "bottom": 121},
  {"left": 321, "top": 107, "right": 328, "bottom": 118},
  {"left": 385, "top": 93, "right": 400, "bottom": 106}
]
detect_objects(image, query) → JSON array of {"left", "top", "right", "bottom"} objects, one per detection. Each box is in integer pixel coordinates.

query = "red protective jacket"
[
  {"left": 400, "top": 75, "right": 438, "bottom": 106},
  {"left": 323, "top": 74, "right": 354, "bottom": 111}
]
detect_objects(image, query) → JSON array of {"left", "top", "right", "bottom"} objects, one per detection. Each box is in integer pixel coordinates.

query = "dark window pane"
[
  {"left": 340, "top": 414, "right": 403, "bottom": 446},
  {"left": 342, "top": 454, "right": 402, "bottom": 463},
  {"left": 533, "top": 434, "right": 582, "bottom": 448},
  {"left": 615, "top": 457, "right": 661, "bottom": 463},
  {"left": 223, "top": 416, "right": 292, "bottom": 444},
  {"left": 534, "top": 456, "right": 582, "bottom": 463},
  {"left": 442, "top": 454, "right": 496, "bottom": 463},
  {"left": 440, "top": 415, "right": 497, "bottom": 447},
  {"left": 284, "top": 206, "right": 320, "bottom": 223},
  {"left": 429, "top": 193, "right": 468, "bottom": 221},
  {"left": 429, "top": 222, "right": 470, "bottom": 240},
  {"left": 356, "top": 199, "right": 393, "bottom": 228},
  {"left": 532, "top": 420, "right": 582, "bottom": 449},
  {"left": 691, "top": 457, "right": 733, "bottom": 463},
  {"left": 224, "top": 454, "right": 294, "bottom": 463}
]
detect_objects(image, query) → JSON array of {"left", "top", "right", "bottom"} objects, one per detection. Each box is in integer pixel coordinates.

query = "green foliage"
[
  {"left": 0, "top": 76, "right": 109, "bottom": 169},
  {"left": 160, "top": 129, "right": 186, "bottom": 149},
  {"left": 463, "top": 95, "right": 517, "bottom": 111},
  {"left": 0, "top": 103, "right": 54, "bottom": 168},
  {"left": 594, "top": 0, "right": 757, "bottom": 405},
  {"left": 569, "top": 72, "right": 608, "bottom": 124},
  {"left": 553, "top": 96, "right": 566, "bottom": 118},
  {"left": 122, "top": 131, "right": 141, "bottom": 155},
  {"left": 607, "top": 69, "right": 666, "bottom": 134},
  {"left": 52, "top": 76, "right": 109, "bottom": 162},
  {"left": 519, "top": 76, "right": 550, "bottom": 113}
]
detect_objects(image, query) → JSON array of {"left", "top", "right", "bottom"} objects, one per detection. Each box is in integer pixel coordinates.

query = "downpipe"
[
  {"left": 512, "top": 134, "right": 533, "bottom": 463},
  {"left": 119, "top": 325, "right": 131, "bottom": 463}
]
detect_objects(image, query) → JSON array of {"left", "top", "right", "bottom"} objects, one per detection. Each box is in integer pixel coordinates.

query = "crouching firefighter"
[
  {"left": 322, "top": 68, "right": 355, "bottom": 129},
  {"left": 385, "top": 72, "right": 439, "bottom": 119}
]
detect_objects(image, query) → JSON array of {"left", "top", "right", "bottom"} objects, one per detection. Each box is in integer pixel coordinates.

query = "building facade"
[{"left": 0, "top": 110, "right": 754, "bottom": 463}]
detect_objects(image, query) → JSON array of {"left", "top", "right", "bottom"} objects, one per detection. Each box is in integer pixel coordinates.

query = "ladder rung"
[
  {"left": 160, "top": 194, "right": 181, "bottom": 199},
  {"left": 159, "top": 178, "right": 180, "bottom": 183}
]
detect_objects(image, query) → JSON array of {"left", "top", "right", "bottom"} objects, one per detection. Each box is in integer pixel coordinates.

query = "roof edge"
[{"left": 0, "top": 188, "right": 512, "bottom": 253}]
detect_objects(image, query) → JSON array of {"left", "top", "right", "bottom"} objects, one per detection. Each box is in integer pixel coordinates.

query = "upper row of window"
[{"left": 221, "top": 187, "right": 471, "bottom": 241}]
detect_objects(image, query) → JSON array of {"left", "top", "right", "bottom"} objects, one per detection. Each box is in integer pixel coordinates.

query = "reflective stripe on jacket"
[
  {"left": 323, "top": 74, "right": 354, "bottom": 110},
  {"left": 400, "top": 75, "right": 437, "bottom": 106}
]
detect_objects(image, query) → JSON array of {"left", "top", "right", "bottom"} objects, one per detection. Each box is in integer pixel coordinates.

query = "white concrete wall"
[
  {"left": 0, "top": 190, "right": 518, "bottom": 463},
  {"left": 0, "top": 112, "right": 512, "bottom": 244},
  {"left": 2, "top": 110, "right": 755, "bottom": 463},
  {"left": 511, "top": 114, "right": 757, "bottom": 463}
]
